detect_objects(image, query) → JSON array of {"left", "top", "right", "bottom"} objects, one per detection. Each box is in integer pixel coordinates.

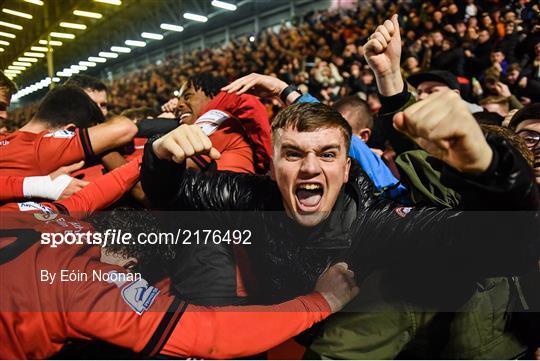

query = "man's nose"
[{"left": 299, "top": 152, "right": 321, "bottom": 176}]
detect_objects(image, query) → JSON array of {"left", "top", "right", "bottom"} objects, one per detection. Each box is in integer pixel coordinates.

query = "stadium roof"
[{"left": 1, "top": 0, "right": 268, "bottom": 100}]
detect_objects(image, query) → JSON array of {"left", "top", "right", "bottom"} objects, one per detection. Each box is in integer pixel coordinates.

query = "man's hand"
[
  {"left": 393, "top": 90, "right": 493, "bottom": 173},
  {"left": 50, "top": 161, "right": 90, "bottom": 200},
  {"left": 315, "top": 262, "right": 359, "bottom": 313},
  {"left": 494, "top": 82, "right": 511, "bottom": 98},
  {"left": 364, "top": 14, "right": 404, "bottom": 96},
  {"left": 152, "top": 124, "right": 221, "bottom": 164},
  {"left": 22, "top": 161, "right": 90, "bottom": 201},
  {"left": 222, "top": 73, "right": 292, "bottom": 100},
  {"left": 161, "top": 98, "right": 179, "bottom": 113},
  {"left": 157, "top": 111, "right": 177, "bottom": 119}
]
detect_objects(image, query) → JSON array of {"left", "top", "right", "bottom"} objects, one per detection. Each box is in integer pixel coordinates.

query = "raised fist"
[
  {"left": 364, "top": 14, "right": 401, "bottom": 78},
  {"left": 394, "top": 90, "right": 493, "bottom": 173},
  {"left": 152, "top": 124, "right": 221, "bottom": 164}
]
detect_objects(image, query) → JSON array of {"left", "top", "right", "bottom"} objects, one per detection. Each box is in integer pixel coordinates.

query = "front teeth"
[{"left": 298, "top": 184, "right": 321, "bottom": 190}]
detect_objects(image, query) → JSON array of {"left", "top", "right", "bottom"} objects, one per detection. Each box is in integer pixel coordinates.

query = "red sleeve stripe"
[{"left": 142, "top": 298, "right": 187, "bottom": 357}]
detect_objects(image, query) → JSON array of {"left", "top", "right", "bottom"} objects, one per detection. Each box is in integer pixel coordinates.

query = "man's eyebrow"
[
  {"left": 319, "top": 144, "right": 341, "bottom": 151},
  {"left": 280, "top": 143, "right": 342, "bottom": 152},
  {"left": 280, "top": 142, "right": 303, "bottom": 151}
]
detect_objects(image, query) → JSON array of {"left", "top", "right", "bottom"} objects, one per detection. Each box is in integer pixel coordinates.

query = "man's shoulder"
[{"left": 41, "top": 129, "right": 78, "bottom": 140}]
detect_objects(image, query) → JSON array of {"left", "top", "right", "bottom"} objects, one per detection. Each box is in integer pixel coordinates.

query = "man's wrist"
[
  {"left": 375, "top": 71, "right": 405, "bottom": 97},
  {"left": 280, "top": 84, "right": 302, "bottom": 105}
]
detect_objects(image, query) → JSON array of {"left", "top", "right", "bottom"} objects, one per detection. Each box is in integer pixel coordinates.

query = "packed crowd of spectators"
[
  {"left": 1, "top": 0, "right": 539, "bottom": 359},
  {"left": 6, "top": 0, "right": 540, "bottom": 129}
]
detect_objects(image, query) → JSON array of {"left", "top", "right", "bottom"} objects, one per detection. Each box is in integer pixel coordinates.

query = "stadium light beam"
[
  {"left": 125, "top": 40, "right": 146, "bottom": 47},
  {"left": 39, "top": 40, "right": 62, "bottom": 46},
  {"left": 141, "top": 32, "right": 163, "bottom": 40},
  {"left": 183, "top": 13, "right": 208, "bottom": 22},
  {"left": 110, "top": 46, "right": 130, "bottom": 53},
  {"left": 0, "top": 48, "right": 4, "bottom": 52},
  {"left": 18, "top": 57, "right": 38, "bottom": 62},
  {"left": 60, "top": 22, "right": 87, "bottom": 30},
  {"left": 2, "top": 8, "right": 33, "bottom": 19},
  {"left": 23, "top": 0, "right": 44, "bottom": 5},
  {"left": 88, "top": 56, "right": 106, "bottom": 63},
  {"left": 30, "top": 46, "right": 49, "bottom": 52},
  {"left": 50, "top": 32, "right": 75, "bottom": 39},
  {"left": 0, "top": 31, "right": 16, "bottom": 38},
  {"left": 24, "top": 52, "right": 45, "bottom": 57},
  {"left": 160, "top": 23, "right": 183, "bottom": 32},
  {"left": 13, "top": 61, "right": 31, "bottom": 66},
  {"left": 0, "top": 40, "right": 9, "bottom": 46},
  {"left": 79, "top": 61, "right": 97, "bottom": 67},
  {"left": 99, "top": 51, "right": 118, "bottom": 58},
  {"left": 0, "top": 21, "right": 23, "bottom": 30},
  {"left": 211, "top": 0, "right": 237, "bottom": 11},
  {"left": 94, "top": 0, "right": 122, "bottom": 5},
  {"left": 73, "top": 10, "right": 102, "bottom": 19},
  {"left": 8, "top": 65, "right": 25, "bottom": 70}
]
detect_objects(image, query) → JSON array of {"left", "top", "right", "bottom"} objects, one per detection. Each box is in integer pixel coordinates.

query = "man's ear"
[
  {"left": 454, "top": 89, "right": 461, "bottom": 95},
  {"left": 344, "top": 157, "right": 351, "bottom": 183},
  {"left": 358, "top": 128, "right": 372, "bottom": 142}
]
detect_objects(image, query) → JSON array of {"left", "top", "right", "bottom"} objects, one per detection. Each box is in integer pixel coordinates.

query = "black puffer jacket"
[{"left": 142, "top": 136, "right": 539, "bottom": 305}]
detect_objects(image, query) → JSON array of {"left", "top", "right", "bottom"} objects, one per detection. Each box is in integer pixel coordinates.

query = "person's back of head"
[
  {"left": 33, "top": 85, "right": 105, "bottom": 129},
  {"left": 334, "top": 96, "right": 373, "bottom": 141},
  {"left": 64, "top": 74, "right": 109, "bottom": 116},
  {"left": 65, "top": 74, "right": 107, "bottom": 93}
]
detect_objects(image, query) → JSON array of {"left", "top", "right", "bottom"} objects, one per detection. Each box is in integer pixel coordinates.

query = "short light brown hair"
[
  {"left": 271, "top": 102, "right": 352, "bottom": 151},
  {"left": 479, "top": 96, "right": 509, "bottom": 106}
]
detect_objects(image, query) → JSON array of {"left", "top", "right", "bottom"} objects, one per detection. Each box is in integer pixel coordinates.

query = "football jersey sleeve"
[
  {"left": 63, "top": 254, "right": 185, "bottom": 354},
  {"left": 35, "top": 128, "right": 94, "bottom": 174},
  {"left": 160, "top": 293, "right": 331, "bottom": 359},
  {"left": 55, "top": 157, "right": 141, "bottom": 218},
  {"left": 0, "top": 175, "right": 24, "bottom": 201}
]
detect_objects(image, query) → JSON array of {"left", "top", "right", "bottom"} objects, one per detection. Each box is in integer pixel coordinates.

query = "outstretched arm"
[
  {"left": 364, "top": 15, "right": 417, "bottom": 154},
  {"left": 141, "top": 124, "right": 278, "bottom": 210},
  {"left": 56, "top": 158, "right": 140, "bottom": 218},
  {"left": 65, "top": 261, "right": 358, "bottom": 359}
]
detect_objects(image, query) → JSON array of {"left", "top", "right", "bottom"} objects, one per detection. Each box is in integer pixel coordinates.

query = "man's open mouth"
[
  {"left": 180, "top": 112, "right": 192, "bottom": 120},
  {"left": 295, "top": 183, "right": 324, "bottom": 211}
]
